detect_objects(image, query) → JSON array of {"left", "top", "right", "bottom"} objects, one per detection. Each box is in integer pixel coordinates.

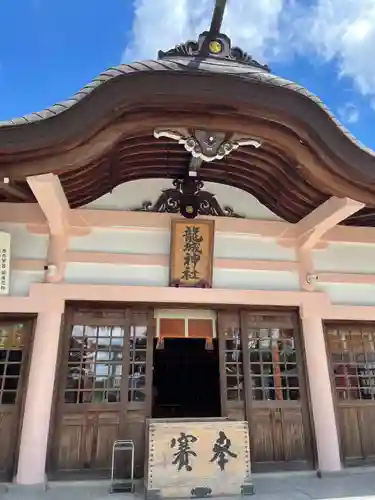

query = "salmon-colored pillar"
[
  {"left": 301, "top": 311, "right": 341, "bottom": 472},
  {"left": 15, "top": 311, "right": 63, "bottom": 485}
]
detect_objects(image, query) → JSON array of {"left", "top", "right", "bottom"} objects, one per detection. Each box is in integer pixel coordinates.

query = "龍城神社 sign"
[{"left": 169, "top": 219, "right": 214, "bottom": 288}]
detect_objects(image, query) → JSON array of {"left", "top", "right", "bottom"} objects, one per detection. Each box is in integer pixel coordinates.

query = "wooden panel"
[
  {"left": 0, "top": 409, "right": 15, "bottom": 478},
  {"left": 169, "top": 219, "right": 214, "bottom": 288},
  {"left": 250, "top": 406, "right": 306, "bottom": 465},
  {"left": 325, "top": 323, "right": 375, "bottom": 465},
  {"left": 0, "top": 319, "right": 33, "bottom": 481},
  {"left": 146, "top": 419, "right": 251, "bottom": 498},
  {"left": 188, "top": 319, "right": 213, "bottom": 338},
  {"left": 159, "top": 318, "right": 185, "bottom": 338},
  {"left": 56, "top": 411, "right": 120, "bottom": 472},
  {"left": 95, "top": 412, "right": 121, "bottom": 468},
  {"left": 337, "top": 405, "right": 375, "bottom": 464},
  {"left": 125, "top": 410, "right": 146, "bottom": 478}
]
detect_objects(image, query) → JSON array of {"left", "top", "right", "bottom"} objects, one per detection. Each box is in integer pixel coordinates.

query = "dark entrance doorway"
[{"left": 152, "top": 338, "right": 221, "bottom": 418}]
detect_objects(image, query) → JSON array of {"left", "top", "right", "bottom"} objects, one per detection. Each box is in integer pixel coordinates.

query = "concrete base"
[
  {"left": 8, "top": 482, "right": 47, "bottom": 493},
  {"left": 0, "top": 483, "right": 9, "bottom": 494},
  {"left": 145, "top": 488, "right": 161, "bottom": 500},
  {"left": 241, "top": 482, "right": 255, "bottom": 495}
]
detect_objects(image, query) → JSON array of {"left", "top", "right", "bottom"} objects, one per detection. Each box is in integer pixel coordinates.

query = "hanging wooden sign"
[
  {"left": 169, "top": 219, "right": 214, "bottom": 288},
  {"left": 0, "top": 231, "right": 11, "bottom": 296}
]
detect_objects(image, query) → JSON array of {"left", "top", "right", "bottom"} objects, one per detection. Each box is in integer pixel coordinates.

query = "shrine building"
[{"left": 2, "top": 1, "right": 375, "bottom": 492}]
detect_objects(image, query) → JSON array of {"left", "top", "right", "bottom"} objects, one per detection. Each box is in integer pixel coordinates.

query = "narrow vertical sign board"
[
  {"left": 169, "top": 219, "right": 215, "bottom": 288},
  {"left": 0, "top": 232, "right": 11, "bottom": 295},
  {"left": 146, "top": 420, "right": 252, "bottom": 498}
]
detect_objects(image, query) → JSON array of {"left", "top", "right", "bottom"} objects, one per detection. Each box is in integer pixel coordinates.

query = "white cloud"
[
  {"left": 303, "top": 0, "right": 375, "bottom": 104},
  {"left": 123, "top": 0, "right": 375, "bottom": 109},
  {"left": 122, "top": 0, "right": 291, "bottom": 63},
  {"left": 338, "top": 102, "right": 360, "bottom": 124}
]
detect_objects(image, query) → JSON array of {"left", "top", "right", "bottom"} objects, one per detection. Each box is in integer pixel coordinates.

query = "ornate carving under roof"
[
  {"left": 154, "top": 128, "right": 261, "bottom": 163},
  {"left": 158, "top": 31, "right": 270, "bottom": 72},
  {"left": 132, "top": 179, "right": 243, "bottom": 218}
]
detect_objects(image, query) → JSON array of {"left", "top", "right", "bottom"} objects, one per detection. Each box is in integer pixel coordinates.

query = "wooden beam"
[
  {"left": 27, "top": 173, "right": 71, "bottom": 282},
  {"left": 3, "top": 202, "right": 375, "bottom": 246},
  {"left": 27, "top": 173, "right": 70, "bottom": 235},
  {"left": 281, "top": 196, "right": 365, "bottom": 250}
]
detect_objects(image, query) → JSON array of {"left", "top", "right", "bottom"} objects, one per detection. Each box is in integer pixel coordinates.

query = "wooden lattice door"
[
  {"left": 326, "top": 322, "right": 375, "bottom": 466},
  {"left": 51, "top": 306, "right": 154, "bottom": 479},
  {"left": 241, "top": 310, "right": 313, "bottom": 471},
  {"left": 0, "top": 318, "right": 33, "bottom": 481}
]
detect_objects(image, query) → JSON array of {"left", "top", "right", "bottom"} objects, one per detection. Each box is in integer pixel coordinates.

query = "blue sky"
[{"left": 0, "top": 0, "right": 374, "bottom": 150}]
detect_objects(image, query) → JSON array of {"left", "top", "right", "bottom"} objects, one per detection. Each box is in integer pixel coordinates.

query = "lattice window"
[
  {"left": 223, "top": 320, "right": 244, "bottom": 402},
  {"left": 0, "top": 323, "right": 26, "bottom": 405},
  {"left": 65, "top": 324, "right": 125, "bottom": 404},
  {"left": 128, "top": 324, "right": 147, "bottom": 403},
  {"left": 327, "top": 324, "right": 375, "bottom": 401},
  {"left": 245, "top": 326, "right": 299, "bottom": 401}
]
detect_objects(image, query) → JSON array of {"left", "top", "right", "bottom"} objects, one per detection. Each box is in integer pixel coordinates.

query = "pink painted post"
[
  {"left": 301, "top": 313, "right": 341, "bottom": 472},
  {"left": 15, "top": 311, "right": 63, "bottom": 486}
]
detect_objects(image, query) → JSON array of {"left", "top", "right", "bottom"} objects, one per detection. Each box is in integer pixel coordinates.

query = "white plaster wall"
[
  {"left": 69, "top": 229, "right": 170, "bottom": 255},
  {"left": 313, "top": 242, "right": 375, "bottom": 305},
  {"left": 69, "top": 229, "right": 296, "bottom": 262},
  {"left": 0, "top": 223, "right": 48, "bottom": 259},
  {"left": 314, "top": 243, "right": 375, "bottom": 274},
  {"left": 10, "top": 271, "right": 45, "bottom": 297},
  {"left": 314, "top": 243, "right": 375, "bottom": 306},
  {"left": 0, "top": 223, "right": 47, "bottom": 297},
  {"left": 64, "top": 263, "right": 299, "bottom": 291},
  {"left": 317, "top": 283, "right": 375, "bottom": 306},
  {"left": 213, "top": 269, "right": 299, "bottom": 291},
  {"left": 214, "top": 234, "right": 295, "bottom": 261},
  {"left": 83, "top": 179, "right": 283, "bottom": 221},
  {"left": 65, "top": 263, "right": 168, "bottom": 287}
]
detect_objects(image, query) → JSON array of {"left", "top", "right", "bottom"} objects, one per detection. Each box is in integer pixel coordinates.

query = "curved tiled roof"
[
  {"left": 0, "top": 57, "right": 373, "bottom": 161},
  {"left": 1, "top": 52, "right": 375, "bottom": 226}
]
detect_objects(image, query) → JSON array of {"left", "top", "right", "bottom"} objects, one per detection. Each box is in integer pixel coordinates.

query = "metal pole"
[{"left": 209, "top": 0, "right": 228, "bottom": 35}]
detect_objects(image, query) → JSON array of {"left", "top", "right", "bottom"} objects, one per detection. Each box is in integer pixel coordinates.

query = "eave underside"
[
  {"left": 1, "top": 67, "right": 375, "bottom": 226},
  {"left": 1, "top": 133, "right": 375, "bottom": 226}
]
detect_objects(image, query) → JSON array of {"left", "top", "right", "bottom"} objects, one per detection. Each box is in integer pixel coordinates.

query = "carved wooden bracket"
[{"left": 154, "top": 128, "right": 261, "bottom": 163}]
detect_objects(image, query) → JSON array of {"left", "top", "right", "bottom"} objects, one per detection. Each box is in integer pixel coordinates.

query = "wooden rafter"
[{"left": 0, "top": 181, "right": 31, "bottom": 201}]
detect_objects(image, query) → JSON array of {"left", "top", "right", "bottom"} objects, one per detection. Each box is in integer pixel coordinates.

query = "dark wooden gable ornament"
[{"left": 133, "top": 178, "right": 244, "bottom": 218}]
